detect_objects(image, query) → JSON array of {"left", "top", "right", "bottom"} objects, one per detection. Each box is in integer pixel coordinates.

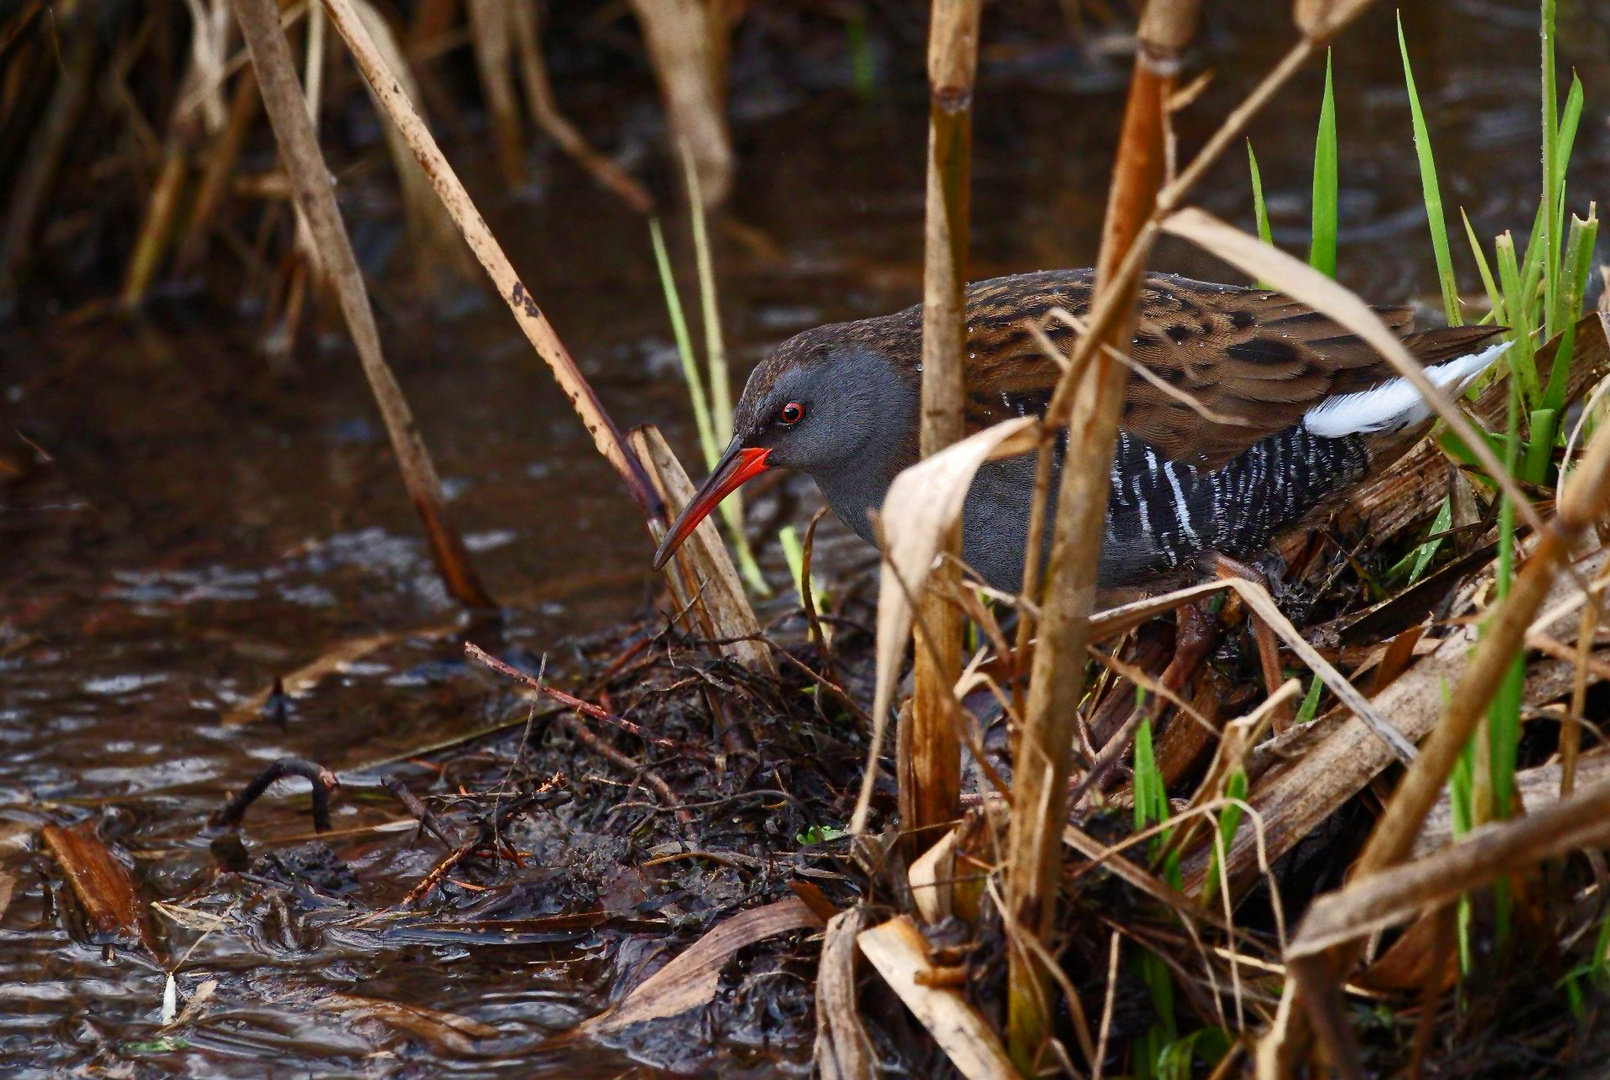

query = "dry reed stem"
[
  {"left": 177, "top": 66, "right": 261, "bottom": 273},
  {"left": 507, "top": 0, "right": 652, "bottom": 213},
  {"left": 232, "top": 0, "right": 495, "bottom": 611},
  {"left": 466, "top": 0, "right": 524, "bottom": 186},
  {"left": 908, "top": 0, "right": 981, "bottom": 864},
  {"left": 121, "top": 143, "right": 189, "bottom": 308},
  {"left": 350, "top": 0, "right": 475, "bottom": 280},
  {"left": 1414, "top": 749, "right": 1610, "bottom": 858},
  {"left": 630, "top": 426, "right": 773, "bottom": 673},
  {"left": 853, "top": 417, "right": 1038, "bottom": 837},
  {"left": 319, "top": 0, "right": 662, "bottom": 519},
  {"left": 1005, "top": 1, "right": 1202, "bottom": 1065},
  {"left": 628, "top": 0, "right": 733, "bottom": 207}
]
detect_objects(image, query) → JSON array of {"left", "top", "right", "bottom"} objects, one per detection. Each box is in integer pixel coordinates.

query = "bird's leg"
[{"left": 1212, "top": 552, "right": 1292, "bottom": 731}]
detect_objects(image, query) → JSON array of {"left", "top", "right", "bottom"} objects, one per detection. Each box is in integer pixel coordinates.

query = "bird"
[{"left": 651, "top": 269, "right": 1507, "bottom": 597}]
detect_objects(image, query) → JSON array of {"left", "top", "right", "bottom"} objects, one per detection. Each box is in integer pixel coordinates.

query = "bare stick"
[
  {"left": 232, "top": 0, "right": 496, "bottom": 610},
  {"left": 907, "top": 0, "right": 981, "bottom": 865},
  {"left": 464, "top": 641, "right": 678, "bottom": 749},
  {"left": 319, "top": 0, "right": 662, "bottom": 519},
  {"left": 210, "top": 757, "right": 339, "bottom": 832}
]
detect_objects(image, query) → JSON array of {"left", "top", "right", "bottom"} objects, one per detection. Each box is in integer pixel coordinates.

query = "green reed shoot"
[
  {"left": 1246, "top": 140, "right": 1276, "bottom": 289},
  {"left": 651, "top": 220, "right": 719, "bottom": 469},
  {"left": 1132, "top": 714, "right": 1180, "bottom": 1077},
  {"left": 1155, "top": 1027, "right": 1233, "bottom": 1080},
  {"left": 649, "top": 216, "right": 771, "bottom": 595},
  {"left": 1397, "top": 13, "right": 1460, "bottom": 325},
  {"left": 1294, "top": 673, "right": 1325, "bottom": 726},
  {"left": 1200, "top": 768, "right": 1247, "bottom": 908},
  {"left": 1540, "top": 0, "right": 1561, "bottom": 332},
  {"left": 1309, "top": 50, "right": 1338, "bottom": 277},
  {"left": 1461, "top": 208, "right": 1503, "bottom": 321}
]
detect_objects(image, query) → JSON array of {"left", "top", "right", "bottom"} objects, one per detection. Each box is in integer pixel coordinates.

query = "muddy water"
[{"left": 2, "top": 4, "right": 1606, "bottom": 1076}]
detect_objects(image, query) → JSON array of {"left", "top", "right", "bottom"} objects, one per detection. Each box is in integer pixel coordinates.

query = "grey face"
[
  {"left": 652, "top": 329, "right": 921, "bottom": 573},
  {"left": 732, "top": 343, "right": 917, "bottom": 477}
]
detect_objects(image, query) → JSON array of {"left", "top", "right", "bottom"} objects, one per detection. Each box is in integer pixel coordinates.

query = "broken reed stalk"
[
  {"left": 317, "top": 0, "right": 662, "bottom": 521},
  {"left": 466, "top": 0, "right": 525, "bottom": 187},
  {"left": 1283, "top": 321, "right": 1610, "bottom": 1066},
  {"left": 629, "top": 426, "right": 775, "bottom": 675},
  {"left": 906, "top": 0, "right": 981, "bottom": 863},
  {"left": 628, "top": 0, "right": 734, "bottom": 207},
  {"left": 1004, "top": 0, "right": 1202, "bottom": 1067},
  {"left": 231, "top": 0, "right": 496, "bottom": 611},
  {"left": 349, "top": 0, "right": 476, "bottom": 282}
]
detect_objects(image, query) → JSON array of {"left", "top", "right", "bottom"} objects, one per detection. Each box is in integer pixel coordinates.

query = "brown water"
[{"left": 2, "top": 3, "right": 1607, "bottom": 1076}]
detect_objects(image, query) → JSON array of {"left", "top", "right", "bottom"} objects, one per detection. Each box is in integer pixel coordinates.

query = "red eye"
[{"left": 778, "top": 402, "right": 805, "bottom": 425}]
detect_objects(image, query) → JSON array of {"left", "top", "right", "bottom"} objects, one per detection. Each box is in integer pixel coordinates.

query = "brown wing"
[{"left": 958, "top": 270, "right": 1502, "bottom": 469}]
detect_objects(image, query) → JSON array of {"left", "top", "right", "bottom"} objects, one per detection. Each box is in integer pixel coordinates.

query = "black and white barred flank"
[{"left": 1094, "top": 339, "right": 1508, "bottom": 584}]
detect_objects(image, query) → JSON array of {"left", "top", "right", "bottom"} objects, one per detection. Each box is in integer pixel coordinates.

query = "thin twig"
[{"left": 465, "top": 642, "right": 678, "bottom": 749}]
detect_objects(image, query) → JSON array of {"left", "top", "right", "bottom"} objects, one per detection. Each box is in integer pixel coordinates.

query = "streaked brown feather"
[{"left": 947, "top": 270, "right": 1499, "bottom": 468}]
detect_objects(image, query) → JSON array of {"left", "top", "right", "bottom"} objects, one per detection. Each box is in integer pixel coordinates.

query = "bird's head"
[{"left": 651, "top": 322, "right": 918, "bottom": 570}]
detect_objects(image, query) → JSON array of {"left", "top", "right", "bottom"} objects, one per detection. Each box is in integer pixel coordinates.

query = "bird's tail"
[{"left": 1302, "top": 336, "right": 1509, "bottom": 438}]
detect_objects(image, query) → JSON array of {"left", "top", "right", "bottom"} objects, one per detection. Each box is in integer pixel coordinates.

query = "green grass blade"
[
  {"left": 1544, "top": 209, "right": 1598, "bottom": 414},
  {"left": 1309, "top": 49, "right": 1339, "bottom": 278},
  {"left": 1294, "top": 675, "right": 1325, "bottom": 725},
  {"left": 1483, "top": 347, "right": 1524, "bottom": 850},
  {"left": 1550, "top": 73, "right": 1584, "bottom": 333},
  {"left": 680, "top": 157, "right": 771, "bottom": 596},
  {"left": 682, "top": 156, "right": 733, "bottom": 446},
  {"left": 1247, "top": 140, "right": 1276, "bottom": 289},
  {"left": 1409, "top": 496, "right": 1453, "bottom": 584},
  {"left": 1398, "top": 14, "right": 1460, "bottom": 324},
  {"left": 1461, "top": 208, "right": 1504, "bottom": 322},
  {"left": 1496, "top": 231, "right": 1540, "bottom": 407},
  {"left": 1201, "top": 770, "right": 1247, "bottom": 907},
  {"left": 1517, "top": 196, "right": 1547, "bottom": 309},
  {"left": 777, "top": 524, "right": 823, "bottom": 603},
  {"left": 1541, "top": 0, "right": 1561, "bottom": 336},
  {"left": 1134, "top": 717, "right": 1166, "bottom": 833},
  {"left": 650, "top": 219, "right": 720, "bottom": 471},
  {"left": 1555, "top": 73, "right": 1584, "bottom": 185},
  {"left": 1248, "top": 139, "right": 1274, "bottom": 247}
]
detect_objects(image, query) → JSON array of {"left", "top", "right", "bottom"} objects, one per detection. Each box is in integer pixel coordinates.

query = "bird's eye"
[{"left": 778, "top": 402, "right": 805, "bottom": 426}]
